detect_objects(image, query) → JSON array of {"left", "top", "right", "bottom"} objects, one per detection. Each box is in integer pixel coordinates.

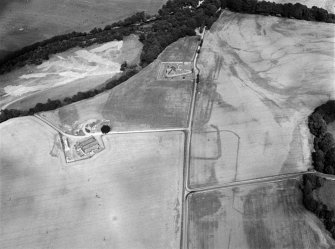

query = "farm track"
[{"left": 32, "top": 28, "right": 335, "bottom": 249}]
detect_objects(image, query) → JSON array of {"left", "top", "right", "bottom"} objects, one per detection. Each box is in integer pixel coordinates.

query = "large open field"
[
  {"left": 186, "top": 178, "right": 335, "bottom": 249},
  {"left": 0, "top": 0, "right": 166, "bottom": 57},
  {"left": 0, "top": 116, "right": 184, "bottom": 249},
  {"left": 39, "top": 37, "right": 198, "bottom": 133},
  {"left": 189, "top": 11, "right": 335, "bottom": 189},
  {"left": 0, "top": 35, "right": 143, "bottom": 111}
]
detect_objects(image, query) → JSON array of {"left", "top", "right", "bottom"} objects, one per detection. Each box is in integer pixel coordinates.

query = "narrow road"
[
  {"left": 186, "top": 171, "right": 312, "bottom": 194},
  {"left": 35, "top": 114, "right": 189, "bottom": 138}
]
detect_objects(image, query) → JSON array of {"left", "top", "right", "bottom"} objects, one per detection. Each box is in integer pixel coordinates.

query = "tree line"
[
  {"left": 302, "top": 100, "right": 335, "bottom": 239},
  {"left": 1, "top": 0, "right": 333, "bottom": 74},
  {"left": 223, "top": 0, "right": 335, "bottom": 22},
  {"left": 302, "top": 174, "right": 335, "bottom": 239},
  {"left": 308, "top": 100, "right": 335, "bottom": 175},
  {"left": 0, "top": 0, "right": 334, "bottom": 124}
]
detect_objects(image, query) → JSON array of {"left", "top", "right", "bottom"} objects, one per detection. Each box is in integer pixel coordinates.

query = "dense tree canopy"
[{"left": 308, "top": 100, "right": 335, "bottom": 175}]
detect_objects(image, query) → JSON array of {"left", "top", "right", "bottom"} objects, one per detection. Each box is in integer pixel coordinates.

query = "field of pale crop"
[
  {"left": 189, "top": 10, "right": 335, "bottom": 188},
  {"left": 39, "top": 37, "right": 198, "bottom": 134},
  {"left": 186, "top": 178, "right": 335, "bottom": 249},
  {"left": 0, "top": 0, "right": 165, "bottom": 56},
  {"left": 0, "top": 116, "right": 184, "bottom": 249},
  {"left": 0, "top": 35, "right": 143, "bottom": 111}
]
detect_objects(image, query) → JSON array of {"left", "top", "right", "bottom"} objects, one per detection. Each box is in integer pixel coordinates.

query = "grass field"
[
  {"left": 186, "top": 178, "right": 335, "bottom": 249},
  {"left": 189, "top": 11, "right": 335, "bottom": 188},
  {"left": 0, "top": 0, "right": 166, "bottom": 56},
  {"left": 314, "top": 180, "right": 335, "bottom": 210},
  {"left": 0, "top": 35, "right": 143, "bottom": 111},
  {"left": 0, "top": 116, "right": 184, "bottom": 249},
  {"left": 39, "top": 37, "right": 198, "bottom": 134}
]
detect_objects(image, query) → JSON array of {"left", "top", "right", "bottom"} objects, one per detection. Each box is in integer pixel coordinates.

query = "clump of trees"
[
  {"left": 302, "top": 174, "right": 335, "bottom": 239},
  {"left": 308, "top": 100, "right": 335, "bottom": 174},
  {"left": 302, "top": 101, "right": 335, "bottom": 239},
  {"left": 222, "top": 0, "right": 335, "bottom": 22}
]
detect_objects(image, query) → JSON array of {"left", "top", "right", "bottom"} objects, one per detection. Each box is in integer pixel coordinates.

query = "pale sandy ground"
[
  {"left": 187, "top": 178, "right": 335, "bottom": 249},
  {"left": 189, "top": 11, "right": 335, "bottom": 188},
  {"left": 271, "top": 0, "right": 334, "bottom": 14},
  {"left": 0, "top": 117, "right": 184, "bottom": 249},
  {"left": 0, "top": 35, "right": 143, "bottom": 110}
]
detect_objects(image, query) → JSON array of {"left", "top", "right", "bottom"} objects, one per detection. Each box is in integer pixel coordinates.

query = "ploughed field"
[
  {"left": 0, "top": 35, "right": 143, "bottom": 111},
  {"left": 39, "top": 37, "right": 198, "bottom": 133},
  {"left": 0, "top": 117, "right": 184, "bottom": 249},
  {"left": 0, "top": 0, "right": 165, "bottom": 57},
  {"left": 186, "top": 178, "right": 335, "bottom": 249},
  {"left": 189, "top": 11, "right": 335, "bottom": 189}
]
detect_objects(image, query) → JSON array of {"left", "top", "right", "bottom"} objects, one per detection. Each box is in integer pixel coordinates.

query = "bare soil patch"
[{"left": 1, "top": 35, "right": 143, "bottom": 111}]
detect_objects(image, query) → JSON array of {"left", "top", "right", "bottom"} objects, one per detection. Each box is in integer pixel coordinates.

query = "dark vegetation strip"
[
  {"left": 303, "top": 100, "right": 335, "bottom": 239},
  {"left": 1, "top": 0, "right": 334, "bottom": 123}
]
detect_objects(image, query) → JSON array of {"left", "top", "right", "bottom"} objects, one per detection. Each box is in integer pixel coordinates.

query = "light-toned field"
[
  {"left": 0, "top": 0, "right": 165, "bottom": 56},
  {"left": 186, "top": 178, "right": 335, "bottom": 249},
  {"left": 0, "top": 35, "right": 143, "bottom": 111},
  {"left": 0, "top": 116, "right": 184, "bottom": 249},
  {"left": 270, "top": 0, "right": 334, "bottom": 14},
  {"left": 189, "top": 11, "right": 335, "bottom": 188},
  {"left": 160, "top": 37, "right": 199, "bottom": 62},
  {"left": 189, "top": 126, "right": 239, "bottom": 189},
  {"left": 39, "top": 37, "right": 198, "bottom": 133}
]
